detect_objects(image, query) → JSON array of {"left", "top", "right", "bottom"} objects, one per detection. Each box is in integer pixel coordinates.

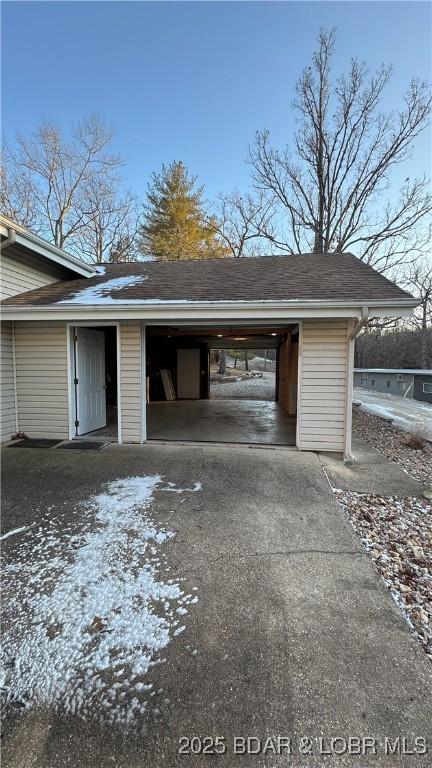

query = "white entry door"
[
  {"left": 76, "top": 328, "right": 106, "bottom": 435},
  {"left": 177, "top": 348, "right": 200, "bottom": 399}
]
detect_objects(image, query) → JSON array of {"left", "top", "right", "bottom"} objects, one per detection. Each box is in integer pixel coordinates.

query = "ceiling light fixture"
[
  {"left": 271, "top": 333, "right": 277, "bottom": 336},
  {"left": 217, "top": 334, "right": 223, "bottom": 338}
]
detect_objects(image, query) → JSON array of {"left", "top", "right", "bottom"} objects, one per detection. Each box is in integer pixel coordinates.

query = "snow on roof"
[
  {"left": 58, "top": 274, "right": 148, "bottom": 304},
  {"left": 2, "top": 253, "right": 417, "bottom": 307}
]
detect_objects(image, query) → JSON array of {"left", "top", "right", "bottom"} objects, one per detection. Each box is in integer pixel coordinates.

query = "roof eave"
[
  {"left": 0, "top": 297, "right": 418, "bottom": 322},
  {"left": 0, "top": 219, "right": 96, "bottom": 278}
]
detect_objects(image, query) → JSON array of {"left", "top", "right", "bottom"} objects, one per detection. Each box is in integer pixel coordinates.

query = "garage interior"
[{"left": 146, "top": 325, "right": 299, "bottom": 445}]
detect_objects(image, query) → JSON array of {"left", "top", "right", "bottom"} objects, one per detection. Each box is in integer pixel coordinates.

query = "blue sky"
[{"left": 2, "top": 1, "right": 431, "bottom": 201}]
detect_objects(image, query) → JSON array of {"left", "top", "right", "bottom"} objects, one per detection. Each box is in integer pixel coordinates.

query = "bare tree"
[
  {"left": 0, "top": 148, "right": 40, "bottom": 231},
  {"left": 355, "top": 325, "right": 432, "bottom": 369},
  {"left": 249, "top": 29, "right": 432, "bottom": 272},
  {"left": 403, "top": 257, "right": 432, "bottom": 367},
  {"left": 75, "top": 180, "right": 141, "bottom": 263},
  {"left": 406, "top": 259, "right": 432, "bottom": 327},
  {"left": 214, "top": 191, "right": 274, "bottom": 257},
  {"left": 0, "top": 115, "right": 140, "bottom": 262},
  {"left": 357, "top": 257, "right": 432, "bottom": 368}
]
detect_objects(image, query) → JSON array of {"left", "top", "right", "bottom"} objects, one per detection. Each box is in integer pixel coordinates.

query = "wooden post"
[{"left": 278, "top": 332, "right": 291, "bottom": 412}]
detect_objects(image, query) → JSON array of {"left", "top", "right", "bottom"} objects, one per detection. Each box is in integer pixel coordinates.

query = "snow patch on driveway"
[
  {"left": 1, "top": 475, "right": 201, "bottom": 725},
  {"left": 162, "top": 480, "right": 202, "bottom": 494}
]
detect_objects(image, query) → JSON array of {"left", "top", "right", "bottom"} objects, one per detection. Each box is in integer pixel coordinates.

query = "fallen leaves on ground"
[{"left": 336, "top": 490, "right": 431, "bottom": 661}]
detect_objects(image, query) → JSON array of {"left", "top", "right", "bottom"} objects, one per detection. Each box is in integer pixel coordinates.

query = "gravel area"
[
  {"left": 336, "top": 490, "right": 432, "bottom": 660},
  {"left": 352, "top": 407, "right": 432, "bottom": 484},
  {"left": 336, "top": 408, "right": 432, "bottom": 660},
  {"left": 210, "top": 371, "right": 276, "bottom": 400}
]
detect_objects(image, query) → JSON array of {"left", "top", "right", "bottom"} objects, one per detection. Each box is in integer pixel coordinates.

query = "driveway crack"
[
  {"left": 183, "top": 548, "right": 366, "bottom": 573},
  {"left": 213, "top": 548, "right": 365, "bottom": 561}
]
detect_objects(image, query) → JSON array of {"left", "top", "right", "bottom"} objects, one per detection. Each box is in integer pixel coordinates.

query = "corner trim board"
[
  {"left": 296, "top": 320, "right": 303, "bottom": 450},
  {"left": 344, "top": 320, "right": 355, "bottom": 461},
  {"left": 140, "top": 323, "right": 147, "bottom": 443},
  {"left": 11, "top": 320, "right": 19, "bottom": 433}
]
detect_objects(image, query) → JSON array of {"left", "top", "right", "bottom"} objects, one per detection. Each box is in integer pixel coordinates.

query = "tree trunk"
[
  {"left": 420, "top": 331, "right": 428, "bottom": 369},
  {"left": 244, "top": 350, "right": 249, "bottom": 371},
  {"left": 54, "top": 218, "right": 62, "bottom": 248},
  {"left": 421, "top": 305, "right": 428, "bottom": 369},
  {"left": 313, "top": 55, "right": 326, "bottom": 254},
  {"left": 218, "top": 350, "right": 226, "bottom": 375}
]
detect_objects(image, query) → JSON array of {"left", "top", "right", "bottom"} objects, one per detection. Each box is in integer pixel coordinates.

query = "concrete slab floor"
[
  {"left": 1, "top": 443, "right": 431, "bottom": 768},
  {"left": 147, "top": 399, "right": 296, "bottom": 445}
]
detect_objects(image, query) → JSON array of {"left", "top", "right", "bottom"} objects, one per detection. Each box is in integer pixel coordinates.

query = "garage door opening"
[
  {"left": 210, "top": 348, "right": 276, "bottom": 401},
  {"left": 69, "top": 325, "right": 118, "bottom": 441},
  {"left": 146, "top": 326, "right": 298, "bottom": 446}
]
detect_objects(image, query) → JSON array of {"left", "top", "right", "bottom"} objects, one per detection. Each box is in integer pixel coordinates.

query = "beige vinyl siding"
[
  {"left": 15, "top": 322, "right": 69, "bottom": 439},
  {"left": 1, "top": 322, "right": 17, "bottom": 441},
  {"left": 298, "top": 320, "right": 348, "bottom": 452},
  {"left": 120, "top": 320, "right": 143, "bottom": 443},
  {"left": 1, "top": 246, "right": 70, "bottom": 299}
]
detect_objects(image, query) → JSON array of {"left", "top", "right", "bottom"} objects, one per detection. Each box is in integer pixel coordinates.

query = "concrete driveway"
[{"left": 1, "top": 443, "right": 431, "bottom": 767}]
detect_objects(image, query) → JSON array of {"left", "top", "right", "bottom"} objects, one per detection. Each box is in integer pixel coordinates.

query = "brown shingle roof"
[{"left": 1, "top": 253, "right": 414, "bottom": 306}]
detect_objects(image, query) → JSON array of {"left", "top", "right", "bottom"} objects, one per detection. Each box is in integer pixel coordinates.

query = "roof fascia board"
[
  {"left": 0, "top": 223, "right": 96, "bottom": 278},
  {"left": 0, "top": 302, "right": 416, "bottom": 322}
]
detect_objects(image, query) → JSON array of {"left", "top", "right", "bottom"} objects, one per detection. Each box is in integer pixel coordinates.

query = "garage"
[
  {"left": 145, "top": 325, "right": 299, "bottom": 445},
  {"left": 1, "top": 227, "right": 418, "bottom": 459}
]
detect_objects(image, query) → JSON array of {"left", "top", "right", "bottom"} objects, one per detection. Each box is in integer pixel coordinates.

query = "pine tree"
[{"left": 140, "top": 161, "right": 227, "bottom": 260}]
